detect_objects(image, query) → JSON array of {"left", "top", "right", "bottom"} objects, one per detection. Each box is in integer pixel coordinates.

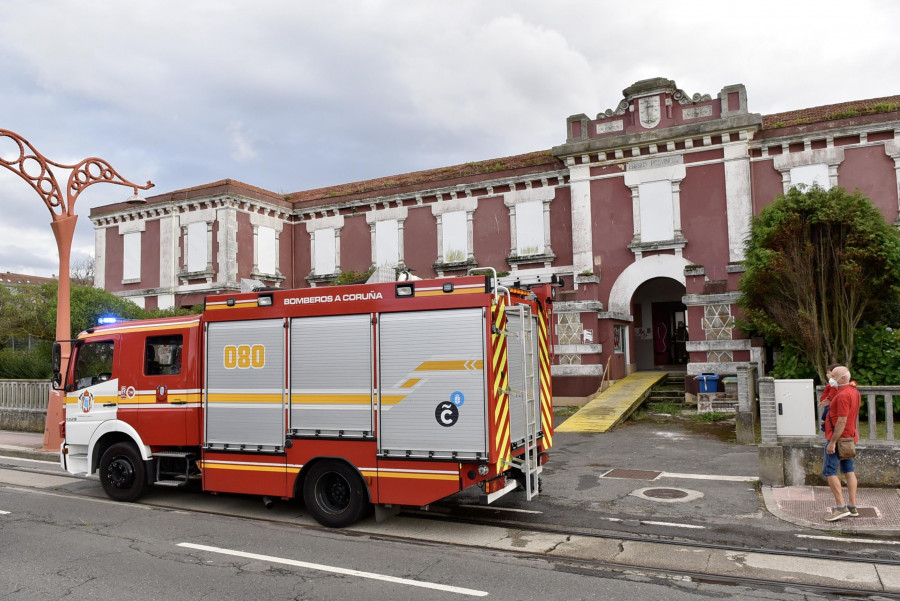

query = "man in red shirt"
[{"left": 823, "top": 365, "right": 861, "bottom": 521}]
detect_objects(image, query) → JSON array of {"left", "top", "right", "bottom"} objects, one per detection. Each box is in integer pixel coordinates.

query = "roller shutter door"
[{"left": 378, "top": 308, "right": 487, "bottom": 460}]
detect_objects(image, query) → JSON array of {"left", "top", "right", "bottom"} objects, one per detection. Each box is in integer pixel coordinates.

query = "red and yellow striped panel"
[
  {"left": 491, "top": 299, "right": 512, "bottom": 469},
  {"left": 538, "top": 307, "right": 554, "bottom": 449}
]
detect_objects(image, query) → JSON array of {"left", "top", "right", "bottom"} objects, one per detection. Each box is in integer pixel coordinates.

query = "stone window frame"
[
  {"left": 178, "top": 208, "right": 216, "bottom": 283},
  {"left": 248, "top": 212, "right": 285, "bottom": 284},
  {"left": 432, "top": 194, "right": 478, "bottom": 274},
  {"left": 366, "top": 205, "right": 408, "bottom": 269},
  {"left": 623, "top": 159, "right": 687, "bottom": 260},
  {"left": 305, "top": 214, "right": 344, "bottom": 285},
  {"left": 773, "top": 147, "right": 844, "bottom": 194},
  {"left": 119, "top": 220, "right": 145, "bottom": 284},
  {"left": 503, "top": 185, "right": 556, "bottom": 267},
  {"left": 886, "top": 138, "right": 900, "bottom": 223}
]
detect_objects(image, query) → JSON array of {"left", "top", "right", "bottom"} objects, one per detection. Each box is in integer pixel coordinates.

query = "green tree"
[
  {"left": 0, "top": 282, "right": 200, "bottom": 378},
  {"left": 740, "top": 186, "right": 900, "bottom": 381}
]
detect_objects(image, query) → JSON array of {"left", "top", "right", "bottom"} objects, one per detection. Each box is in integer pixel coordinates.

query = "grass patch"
[
  {"left": 693, "top": 411, "right": 729, "bottom": 422},
  {"left": 647, "top": 401, "right": 683, "bottom": 415}
]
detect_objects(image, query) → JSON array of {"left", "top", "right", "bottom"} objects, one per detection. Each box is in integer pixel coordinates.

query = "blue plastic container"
[{"left": 697, "top": 374, "right": 720, "bottom": 393}]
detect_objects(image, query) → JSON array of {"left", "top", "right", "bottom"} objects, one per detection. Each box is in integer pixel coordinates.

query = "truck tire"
[
  {"left": 303, "top": 461, "right": 368, "bottom": 528},
  {"left": 99, "top": 442, "right": 149, "bottom": 502}
]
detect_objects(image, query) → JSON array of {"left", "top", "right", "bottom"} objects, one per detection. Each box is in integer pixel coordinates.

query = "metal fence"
[{"left": 0, "top": 380, "right": 50, "bottom": 412}]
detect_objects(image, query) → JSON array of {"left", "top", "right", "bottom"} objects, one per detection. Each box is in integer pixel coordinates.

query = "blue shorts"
[{"left": 822, "top": 441, "right": 854, "bottom": 477}]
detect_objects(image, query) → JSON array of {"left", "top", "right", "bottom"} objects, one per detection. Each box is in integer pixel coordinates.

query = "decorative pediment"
[{"left": 598, "top": 77, "right": 711, "bottom": 120}]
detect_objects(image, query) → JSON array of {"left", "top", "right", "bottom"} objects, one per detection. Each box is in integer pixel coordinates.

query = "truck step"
[
  {"left": 152, "top": 451, "right": 196, "bottom": 458},
  {"left": 155, "top": 479, "right": 188, "bottom": 487}
]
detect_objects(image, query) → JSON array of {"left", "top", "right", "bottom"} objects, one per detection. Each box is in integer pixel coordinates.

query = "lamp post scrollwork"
[{"left": 0, "top": 129, "right": 154, "bottom": 450}]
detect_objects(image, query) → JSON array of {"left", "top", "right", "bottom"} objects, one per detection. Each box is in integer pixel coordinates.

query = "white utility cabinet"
[{"left": 773, "top": 379, "right": 817, "bottom": 437}]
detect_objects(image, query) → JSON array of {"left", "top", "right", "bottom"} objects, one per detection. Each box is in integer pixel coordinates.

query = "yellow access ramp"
[{"left": 555, "top": 371, "right": 668, "bottom": 433}]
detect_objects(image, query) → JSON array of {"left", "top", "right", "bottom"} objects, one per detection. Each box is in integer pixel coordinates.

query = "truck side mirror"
[{"left": 51, "top": 343, "right": 62, "bottom": 390}]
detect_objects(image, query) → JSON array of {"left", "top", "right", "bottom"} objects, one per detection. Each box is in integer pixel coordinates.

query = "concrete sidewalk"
[{"left": 0, "top": 430, "right": 57, "bottom": 462}]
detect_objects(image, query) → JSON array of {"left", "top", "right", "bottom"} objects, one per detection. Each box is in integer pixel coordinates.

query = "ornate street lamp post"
[{"left": 0, "top": 129, "right": 153, "bottom": 450}]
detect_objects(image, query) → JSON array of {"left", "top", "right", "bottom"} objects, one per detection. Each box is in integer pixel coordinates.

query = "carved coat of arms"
[{"left": 638, "top": 96, "right": 661, "bottom": 129}]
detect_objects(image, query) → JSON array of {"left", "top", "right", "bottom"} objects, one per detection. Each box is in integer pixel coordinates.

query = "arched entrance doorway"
[
  {"left": 632, "top": 277, "right": 687, "bottom": 370},
  {"left": 607, "top": 254, "right": 691, "bottom": 372}
]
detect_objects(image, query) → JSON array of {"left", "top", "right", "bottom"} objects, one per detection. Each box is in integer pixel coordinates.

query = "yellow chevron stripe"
[
  {"left": 205, "top": 301, "right": 259, "bottom": 311},
  {"left": 538, "top": 309, "right": 553, "bottom": 448},
  {"left": 207, "top": 393, "right": 282, "bottom": 403},
  {"left": 416, "top": 287, "right": 483, "bottom": 297},
  {"left": 415, "top": 360, "right": 483, "bottom": 371},
  {"left": 199, "top": 462, "right": 286, "bottom": 473},
  {"left": 291, "top": 394, "right": 371, "bottom": 405},
  {"left": 80, "top": 320, "right": 200, "bottom": 339},
  {"left": 373, "top": 472, "right": 459, "bottom": 481},
  {"left": 65, "top": 395, "right": 119, "bottom": 405},
  {"left": 491, "top": 300, "right": 512, "bottom": 468}
]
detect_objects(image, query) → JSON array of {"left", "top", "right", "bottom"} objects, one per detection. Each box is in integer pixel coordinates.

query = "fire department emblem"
[
  {"left": 638, "top": 96, "right": 661, "bottom": 129},
  {"left": 79, "top": 390, "right": 94, "bottom": 413}
]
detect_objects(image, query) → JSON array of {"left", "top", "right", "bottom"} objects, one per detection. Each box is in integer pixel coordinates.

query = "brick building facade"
[{"left": 89, "top": 77, "right": 900, "bottom": 399}]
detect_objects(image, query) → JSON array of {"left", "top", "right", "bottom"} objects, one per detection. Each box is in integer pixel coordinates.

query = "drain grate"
[
  {"left": 854, "top": 507, "right": 879, "bottom": 519},
  {"left": 642, "top": 488, "right": 689, "bottom": 500},
  {"left": 603, "top": 469, "right": 661, "bottom": 480}
]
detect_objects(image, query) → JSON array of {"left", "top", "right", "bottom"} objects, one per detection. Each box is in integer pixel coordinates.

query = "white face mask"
[{"left": 828, "top": 378, "right": 838, "bottom": 387}]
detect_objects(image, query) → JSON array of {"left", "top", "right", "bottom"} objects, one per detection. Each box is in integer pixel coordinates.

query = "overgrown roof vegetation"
[{"left": 763, "top": 96, "right": 900, "bottom": 129}]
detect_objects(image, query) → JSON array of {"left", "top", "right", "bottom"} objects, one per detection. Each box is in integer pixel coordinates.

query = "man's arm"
[{"left": 827, "top": 416, "right": 847, "bottom": 454}]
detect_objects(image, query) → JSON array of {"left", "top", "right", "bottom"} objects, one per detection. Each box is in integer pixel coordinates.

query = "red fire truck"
[{"left": 55, "top": 272, "right": 559, "bottom": 527}]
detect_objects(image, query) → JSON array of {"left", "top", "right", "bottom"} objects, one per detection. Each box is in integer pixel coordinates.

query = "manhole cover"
[
  {"left": 643, "top": 488, "right": 689, "bottom": 499},
  {"left": 603, "top": 469, "right": 661, "bottom": 480},
  {"left": 631, "top": 486, "right": 703, "bottom": 503}
]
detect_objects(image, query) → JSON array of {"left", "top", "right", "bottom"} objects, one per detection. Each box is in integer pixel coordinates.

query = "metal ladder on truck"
[{"left": 507, "top": 304, "right": 541, "bottom": 500}]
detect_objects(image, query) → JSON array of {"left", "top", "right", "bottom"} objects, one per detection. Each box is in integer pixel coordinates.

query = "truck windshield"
[{"left": 73, "top": 341, "right": 115, "bottom": 389}]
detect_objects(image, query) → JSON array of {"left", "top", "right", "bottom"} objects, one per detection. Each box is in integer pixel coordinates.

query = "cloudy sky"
[{"left": 1, "top": 0, "right": 897, "bottom": 277}]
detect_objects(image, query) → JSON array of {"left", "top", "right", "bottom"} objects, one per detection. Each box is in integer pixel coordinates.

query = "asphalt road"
[{"left": 0, "top": 463, "right": 784, "bottom": 601}]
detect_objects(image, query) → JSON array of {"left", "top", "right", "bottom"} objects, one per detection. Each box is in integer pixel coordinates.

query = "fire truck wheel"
[
  {"left": 303, "top": 461, "right": 368, "bottom": 528},
  {"left": 99, "top": 442, "right": 149, "bottom": 502}
]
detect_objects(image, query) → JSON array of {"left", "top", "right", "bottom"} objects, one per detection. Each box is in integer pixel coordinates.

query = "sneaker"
[
  {"left": 826, "top": 506, "right": 851, "bottom": 522},
  {"left": 848, "top": 506, "right": 859, "bottom": 517}
]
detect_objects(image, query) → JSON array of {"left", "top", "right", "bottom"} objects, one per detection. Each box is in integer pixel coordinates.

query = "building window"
[
  {"left": 375, "top": 219, "right": 400, "bottom": 267},
  {"left": 257, "top": 225, "right": 277, "bottom": 275},
  {"left": 638, "top": 180, "right": 675, "bottom": 242},
  {"left": 122, "top": 232, "right": 141, "bottom": 282},
  {"left": 441, "top": 210, "right": 467, "bottom": 263},
  {"left": 144, "top": 335, "right": 183, "bottom": 376},
  {"left": 613, "top": 325, "right": 626, "bottom": 353},
  {"left": 314, "top": 227, "right": 336, "bottom": 275},
  {"left": 515, "top": 200, "right": 545, "bottom": 256},
  {"left": 186, "top": 221, "right": 208, "bottom": 273},
  {"left": 790, "top": 163, "right": 830, "bottom": 190}
]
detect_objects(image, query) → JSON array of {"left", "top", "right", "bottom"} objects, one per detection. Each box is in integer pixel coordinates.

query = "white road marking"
[
  {"left": 660, "top": 472, "right": 759, "bottom": 483},
  {"left": 178, "top": 542, "right": 490, "bottom": 597},
  {"left": 0, "top": 454, "right": 59, "bottom": 465},
  {"left": 0, "top": 510, "right": 10, "bottom": 515},
  {"left": 796, "top": 534, "right": 900, "bottom": 546},
  {"left": 641, "top": 520, "right": 706, "bottom": 530},
  {"left": 457, "top": 504, "right": 543, "bottom": 514}
]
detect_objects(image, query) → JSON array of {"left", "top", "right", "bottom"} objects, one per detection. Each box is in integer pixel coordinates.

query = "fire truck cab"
[{"left": 56, "top": 273, "right": 558, "bottom": 527}]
